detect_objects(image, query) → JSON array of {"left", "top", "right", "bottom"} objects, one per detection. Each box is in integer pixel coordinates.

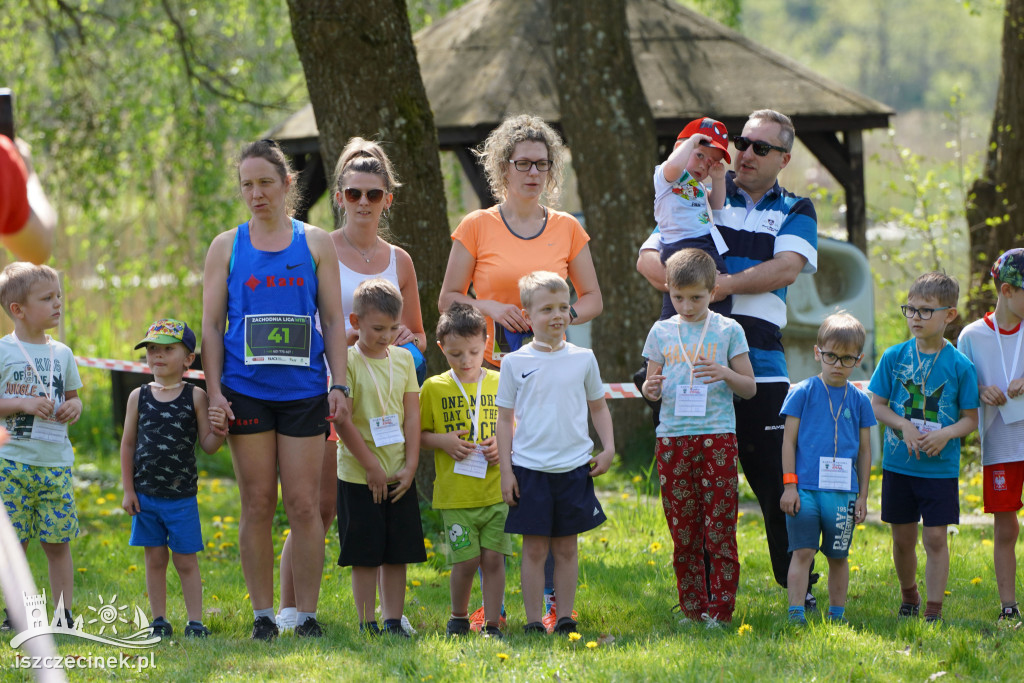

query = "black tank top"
[{"left": 133, "top": 384, "right": 199, "bottom": 499}]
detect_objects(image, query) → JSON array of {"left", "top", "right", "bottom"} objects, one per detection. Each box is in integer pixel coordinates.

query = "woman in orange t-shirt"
[{"left": 439, "top": 114, "right": 602, "bottom": 368}]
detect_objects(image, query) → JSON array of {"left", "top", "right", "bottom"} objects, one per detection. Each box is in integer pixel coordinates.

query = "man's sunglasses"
[
  {"left": 343, "top": 187, "right": 386, "bottom": 203},
  {"left": 733, "top": 136, "right": 789, "bottom": 156}
]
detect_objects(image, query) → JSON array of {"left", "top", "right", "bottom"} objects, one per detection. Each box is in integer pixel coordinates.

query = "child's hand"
[
  {"left": 122, "top": 491, "right": 140, "bottom": 516},
  {"left": 693, "top": 355, "right": 727, "bottom": 384},
  {"left": 642, "top": 374, "right": 665, "bottom": 401},
  {"left": 23, "top": 395, "right": 55, "bottom": 419},
  {"left": 209, "top": 406, "right": 228, "bottom": 435},
  {"left": 327, "top": 392, "right": 350, "bottom": 426},
  {"left": 588, "top": 449, "right": 614, "bottom": 477},
  {"left": 480, "top": 436, "right": 499, "bottom": 464},
  {"left": 918, "top": 428, "right": 952, "bottom": 457},
  {"left": 366, "top": 464, "right": 389, "bottom": 504},
  {"left": 389, "top": 466, "right": 415, "bottom": 503},
  {"left": 854, "top": 495, "right": 867, "bottom": 524},
  {"left": 441, "top": 429, "right": 476, "bottom": 461},
  {"left": 708, "top": 159, "right": 726, "bottom": 182},
  {"left": 780, "top": 486, "right": 800, "bottom": 516},
  {"left": 1008, "top": 378, "right": 1024, "bottom": 400},
  {"left": 501, "top": 469, "right": 519, "bottom": 506},
  {"left": 980, "top": 384, "right": 1007, "bottom": 406},
  {"left": 901, "top": 420, "right": 923, "bottom": 458},
  {"left": 53, "top": 397, "right": 82, "bottom": 425}
]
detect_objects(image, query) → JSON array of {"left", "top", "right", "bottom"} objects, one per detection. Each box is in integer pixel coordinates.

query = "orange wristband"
[{"left": 783, "top": 473, "right": 798, "bottom": 485}]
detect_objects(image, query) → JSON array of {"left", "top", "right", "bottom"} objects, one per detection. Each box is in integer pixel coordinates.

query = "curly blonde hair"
[{"left": 475, "top": 114, "right": 565, "bottom": 205}]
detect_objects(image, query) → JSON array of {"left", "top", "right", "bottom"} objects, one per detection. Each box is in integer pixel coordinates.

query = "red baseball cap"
[
  {"left": 677, "top": 117, "right": 731, "bottom": 163},
  {"left": 0, "top": 135, "right": 30, "bottom": 236}
]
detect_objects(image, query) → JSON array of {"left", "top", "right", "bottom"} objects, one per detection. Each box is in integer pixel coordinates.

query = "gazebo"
[{"left": 270, "top": 0, "right": 893, "bottom": 251}]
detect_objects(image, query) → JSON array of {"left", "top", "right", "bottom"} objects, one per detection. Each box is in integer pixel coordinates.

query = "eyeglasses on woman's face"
[{"left": 508, "top": 159, "right": 552, "bottom": 172}]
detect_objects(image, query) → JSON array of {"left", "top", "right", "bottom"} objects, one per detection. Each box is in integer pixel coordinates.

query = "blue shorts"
[
  {"left": 129, "top": 493, "right": 203, "bottom": 554},
  {"left": 504, "top": 464, "right": 606, "bottom": 537},
  {"left": 786, "top": 489, "right": 856, "bottom": 558},
  {"left": 881, "top": 470, "right": 959, "bottom": 527}
]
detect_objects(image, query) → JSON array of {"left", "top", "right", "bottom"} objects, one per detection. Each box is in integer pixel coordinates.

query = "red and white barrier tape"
[{"left": 77, "top": 356, "right": 870, "bottom": 399}]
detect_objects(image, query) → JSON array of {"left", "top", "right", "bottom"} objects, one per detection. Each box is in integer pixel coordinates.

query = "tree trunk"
[
  {"left": 550, "top": 0, "right": 660, "bottom": 456},
  {"left": 287, "top": 0, "right": 449, "bottom": 499},
  {"left": 965, "top": 0, "right": 1024, "bottom": 320}
]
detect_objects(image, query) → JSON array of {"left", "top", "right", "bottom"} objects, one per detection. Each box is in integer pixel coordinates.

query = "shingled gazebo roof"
[{"left": 272, "top": 0, "right": 893, "bottom": 248}]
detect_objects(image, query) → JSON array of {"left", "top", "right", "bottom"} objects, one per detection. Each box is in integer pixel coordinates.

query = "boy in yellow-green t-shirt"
[{"left": 421, "top": 302, "right": 512, "bottom": 639}]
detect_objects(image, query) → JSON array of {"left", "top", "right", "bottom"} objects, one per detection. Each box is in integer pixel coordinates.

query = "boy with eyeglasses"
[
  {"left": 957, "top": 249, "right": 1024, "bottom": 623},
  {"left": 869, "top": 272, "right": 979, "bottom": 623},
  {"left": 652, "top": 117, "right": 732, "bottom": 319},
  {"left": 779, "top": 312, "right": 875, "bottom": 625}
]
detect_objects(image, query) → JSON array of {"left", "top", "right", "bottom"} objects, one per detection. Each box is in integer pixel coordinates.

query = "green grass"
[{"left": 3, "top": 459, "right": 1023, "bottom": 681}]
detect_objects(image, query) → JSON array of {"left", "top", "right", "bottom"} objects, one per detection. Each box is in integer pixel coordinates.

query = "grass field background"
[{"left": 3, "top": 428, "right": 1023, "bottom": 682}]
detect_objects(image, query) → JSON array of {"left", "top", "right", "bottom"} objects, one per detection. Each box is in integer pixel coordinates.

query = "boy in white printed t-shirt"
[
  {"left": 496, "top": 271, "right": 615, "bottom": 637},
  {"left": 0, "top": 262, "right": 83, "bottom": 631},
  {"left": 957, "top": 248, "right": 1024, "bottom": 622}
]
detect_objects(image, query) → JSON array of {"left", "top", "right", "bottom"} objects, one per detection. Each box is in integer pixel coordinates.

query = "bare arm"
[
  {"left": 309, "top": 227, "right": 350, "bottom": 425},
  {"left": 201, "top": 230, "right": 235, "bottom": 421},
  {"left": 336, "top": 398, "right": 389, "bottom": 504},
  {"left": 566, "top": 243, "right": 603, "bottom": 323},
  {"left": 394, "top": 247, "right": 426, "bottom": 351},
  {"left": 120, "top": 389, "right": 141, "bottom": 514},
  {"left": 587, "top": 397, "right": 615, "bottom": 477},
  {"left": 854, "top": 426, "right": 871, "bottom": 523},
  {"left": 390, "top": 392, "right": 420, "bottom": 502},
  {"left": 779, "top": 415, "right": 800, "bottom": 516},
  {"left": 724, "top": 351, "right": 757, "bottom": 399},
  {"left": 641, "top": 360, "right": 665, "bottom": 401},
  {"left": 715, "top": 251, "right": 806, "bottom": 299},
  {"left": 193, "top": 387, "right": 226, "bottom": 455},
  {"left": 636, "top": 249, "right": 669, "bottom": 293},
  {"left": 438, "top": 239, "right": 529, "bottom": 332},
  {"left": 661, "top": 136, "right": 699, "bottom": 184},
  {"left": 497, "top": 405, "right": 518, "bottom": 505},
  {"left": 1, "top": 140, "right": 55, "bottom": 264}
]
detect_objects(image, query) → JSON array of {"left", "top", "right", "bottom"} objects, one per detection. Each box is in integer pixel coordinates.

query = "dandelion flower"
[
  {"left": 200, "top": 470, "right": 208, "bottom": 477},
  {"left": 966, "top": 494, "right": 982, "bottom": 504},
  {"left": 214, "top": 532, "right": 224, "bottom": 540},
  {"left": 283, "top": 528, "right": 291, "bottom": 537},
  {"left": 426, "top": 552, "right": 436, "bottom": 559},
  {"left": 621, "top": 493, "right": 630, "bottom": 500},
  {"left": 851, "top": 565, "right": 860, "bottom": 572},
  {"left": 211, "top": 595, "right": 219, "bottom": 601},
  {"left": 95, "top": 498, "right": 106, "bottom": 506},
  {"left": 411, "top": 580, "right": 421, "bottom": 587},
  {"left": 632, "top": 475, "right": 643, "bottom": 484},
  {"left": 212, "top": 515, "right": 222, "bottom": 523},
  {"left": 497, "top": 653, "right": 509, "bottom": 661},
  {"left": 243, "top": 593, "right": 249, "bottom": 601},
  {"left": 982, "top": 539, "right": 993, "bottom": 547},
  {"left": 599, "top": 537, "right": 608, "bottom": 543},
  {"left": 224, "top": 516, "right": 236, "bottom": 523},
  {"left": 586, "top": 641, "right": 598, "bottom": 648},
  {"left": 76, "top": 567, "right": 87, "bottom": 573},
  {"left": 127, "top": 565, "right": 138, "bottom": 572},
  {"left": 971, "top": 577, "right": 982, "bottom": 585},
  {"left": 648, "top": 560, "right": 656, "bottom": 566},
  {"left": 737, "top": 511, "right": 745, "bottom": 519},
  {"left": 207, "top": 542, "right": 215, "bottom": 549},
  {"left": 944, "top": 590, "right": 952, "bottom": 596},
  {"left": 649, "top": 542, "right": 662, "bottom": 552},
  {"left": 568, "top": 632, "right": 582, "bottom": 641},
  {"left": 104, "top": 493, "right": 117, "bottom": 501},
  {"left": 423, "top": 538, "right": 434, "bottom": 549},
  {"left": 855, "top": 524, "right": 866, "bottom": 530},
  {"left": 738, "top": 624, "right": 753, "bottom": 635}
]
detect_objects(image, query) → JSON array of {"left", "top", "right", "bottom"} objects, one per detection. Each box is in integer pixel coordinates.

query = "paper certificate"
[
  {"left": 453, "top": 446, "right": 489, "bottom": 479},
  {"left": 674, "top": 384, "right": 708, "bottom": 417},
  {"left": 818, "top": 457, "right": 853, "bottom": 491},
  {"left": 369, "top": 414, "right": 405, "bottom": 448}
]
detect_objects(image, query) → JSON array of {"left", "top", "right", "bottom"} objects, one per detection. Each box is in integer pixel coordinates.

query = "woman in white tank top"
[{"left": 276, "top": 138, "right": 425, "bottom": 631}]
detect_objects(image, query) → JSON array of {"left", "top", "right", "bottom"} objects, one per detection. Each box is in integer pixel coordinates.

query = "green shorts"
[
  {"left": 441, "top": 502, "right": 513, "bottom": 565},
  {"left": 0, "top": 457, "right": 79, "bottom": 544}
]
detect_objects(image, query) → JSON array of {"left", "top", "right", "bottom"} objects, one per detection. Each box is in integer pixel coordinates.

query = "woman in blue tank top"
[
  {"left": 201, "top": 139, "right": 349, "bottom": 641},
  {"left": 275, "top": 137, "right": 427, "bottom": 631}
]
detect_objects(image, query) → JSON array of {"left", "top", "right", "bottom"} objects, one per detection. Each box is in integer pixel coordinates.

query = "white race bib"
[
  {"left": 674, "top": 384, "right": 708, "bottom": 417},
  {"left": 30, "top": 416, "right": 66, "bottom": 444},
  {"left": 910, "top": 418, "right": 941, "bottom": 434},
  {"left": 818, "top": 457, "right": 853, "bottom": 491},
  {"left": 453, "top": 445, "right": 488, "bottom": 479},
  {"left": 369, "top": 414, "right": 404, "bottom": 448}
]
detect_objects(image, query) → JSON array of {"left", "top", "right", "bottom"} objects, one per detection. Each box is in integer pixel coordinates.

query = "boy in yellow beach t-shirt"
[{"left": 421, "top": 303, "right": 511, "bottom": 639}]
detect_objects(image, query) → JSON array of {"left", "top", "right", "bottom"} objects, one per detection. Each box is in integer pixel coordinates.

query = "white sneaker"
[
  {"left": 700, "top": 612, "right": 722, "bottom": 630},
  {"left": 276, "top": 607, "right": 297, "bottom": 632},
  {"left": 400, "top": 614, "right": 417, "bottom": 636}
]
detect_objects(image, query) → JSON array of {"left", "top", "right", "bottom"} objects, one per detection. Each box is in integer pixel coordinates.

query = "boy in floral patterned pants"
[{"left": 641, "top": 249, "right": 756, "bottom": 625}]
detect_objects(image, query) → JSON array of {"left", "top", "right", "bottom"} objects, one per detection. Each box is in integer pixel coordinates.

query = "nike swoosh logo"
[
  {"left": 522, "top": 369, "right": 539, "bottom": 378},
  {"left": 286, "top": 263, "right": 302, "bottom": 270}
]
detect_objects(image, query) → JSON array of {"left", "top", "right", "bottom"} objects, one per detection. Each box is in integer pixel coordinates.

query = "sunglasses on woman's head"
[
  {"left": 343, "top": 187, "right": 386, "bottom": 203},
  {"left": 733, "top": 136, "right": 789, "bottom": 156}
]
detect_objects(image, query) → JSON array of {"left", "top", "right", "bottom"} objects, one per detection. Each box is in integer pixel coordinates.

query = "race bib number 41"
[{"left": 244, "top": 314, "right": 312, "bottom": 366}]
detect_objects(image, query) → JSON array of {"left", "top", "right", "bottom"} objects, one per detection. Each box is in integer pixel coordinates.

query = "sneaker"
[
  {"left": 446, "top": 617, "right": 471, "bottom": 637},
  {"left": 469, "top": 606, "right": 507, "bottom": 633},
  {"left": 553, "top": 616, "right": 578, "bottom": 635},
  {"left": 295, "top": 617, "right": 324, "bottom": 638},
  {"left": 788, "top": 613, "right": 808, "bottom": 626},
  {"left": 924, "top": 614, "right": 943, "bottom": 625},
  {"left": 482, "top": 624, "right": 504, "bottom": 639},
  {"left": 998, "top": 605, "right": 1022, "bottom": 622},
  {"left": 523, "top": 621, "right": 546, "bottom": 634},
  {"left": 381, "top": 620, "right": 410, "bottom": 638},
  {"left": 150, "top": 616, "right": 173, "bottom": 638},
  {"left": 700, "top": 613, "right": 722, "bottom": 630},
  {"left": 804, "top": 592, "right": 817, "bottom": 611},
  {"left": 542, "top": 602, "right": 580, "bottom": 634},
  {"left": 276, "top": 607, "right": 297, "bottom": 632},
  {"left": 826, "top": 613, "right": 848, "bottom": 624},
  {"left": 251, "top": 616, "right": 279, "bottom": 641},
  {"left": 400, "top": 614, "right": 417, "bottom": 636},
  {"left": 184, "top": 621, "right": 211, "bottom": 638},
  {"left": 359, "top": 621, "right": 381, "bottom": 635},
  {"left": 1, "top": 609, "right": 11, "bottom": 631},
  {"left": 897, "top": 601, "right": 920, "bottom": 618}
]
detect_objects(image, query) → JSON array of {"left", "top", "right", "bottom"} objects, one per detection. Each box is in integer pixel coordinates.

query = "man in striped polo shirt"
[{"left": 638, "top": 109, "right": 819, "bottom": 602}]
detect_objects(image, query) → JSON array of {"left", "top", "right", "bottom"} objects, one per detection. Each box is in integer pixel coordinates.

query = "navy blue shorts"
[
  {"left": 129, "top": 493, "right": 203, "bottom": 554},
  {"left": 504, "top": 464, "right": 606, "bottom": 537},
  {"left": 881, "top": 470, "right": 959, "bottom": 527},
  {"left": 336, "top": 479, "right": 427, "bottom": 567},
  {"left": 222, "top": 386, "right": 329, "bottom": 437}
]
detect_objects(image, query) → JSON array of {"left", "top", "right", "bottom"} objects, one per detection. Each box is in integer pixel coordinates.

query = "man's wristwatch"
[{"left": 329, "top": 384, "right": 351, "bottom": 397}]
